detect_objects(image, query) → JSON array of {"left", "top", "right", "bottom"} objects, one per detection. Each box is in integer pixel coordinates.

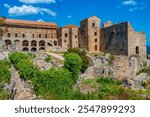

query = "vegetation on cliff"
[{"left": 0, "top": 59, "right": 12, "bottom": 99}]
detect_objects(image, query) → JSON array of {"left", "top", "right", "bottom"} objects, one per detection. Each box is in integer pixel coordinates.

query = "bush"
[
  {"left": 9, "top": 52, "right": 37, "bottom": 80},
  {"left": 33, "top": 68, "right": 73, "bottom": 100},
  {"left": 65, "top": 48, "right": 90, "bottom": 73},
  {"left": 45, "top": 55, "right": 52, "bottom": 63},
  {"left": 64, "top": 53, "right": 82, "bottom": 83}
]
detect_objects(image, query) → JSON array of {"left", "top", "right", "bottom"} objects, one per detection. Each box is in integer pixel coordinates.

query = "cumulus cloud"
[
  {"left": 19, "top": 0, "right": 56, "bottom": 4},
  {"left": 122, "top": 0, "right": 137, "bottom": 6},
  {"left": 4, "top": 4, "right": 56, "bottom": 16}
]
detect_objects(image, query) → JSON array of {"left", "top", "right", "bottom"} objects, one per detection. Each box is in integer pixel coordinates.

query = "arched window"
[
  {"left": 39, "top": 40, "right": 45, "bottom": 46},
  {"left": 94, "top": 45, "right": 98, "bottom": 51},
  {"left": 22, "top": 33, "right": 25, "bottom": 38},
  {"left": 136, "top": 46, "right": 139, "bottom": 54},
  {"left": 22, "top": 40, "right": 29, "bottom": 46},
  {"left": 22, "top": 47, "right": 29, "bottom": 52},
  {"left": 31, "top": 47, "right": 37, "bottom": 52},
  {"left": 94, "top": 32, "right": 97, "bottom": 36},
  {"left": 95, "top": 38, "right": 97, "bottom": 43},
  {"left": 32, "top": 34, "right": 35, "bottom": 38},
  {"left": 39, "top": 34, "right": 41, "bottom": 38},
  {"left": 7, "top": 33, "right": 10, "bottom": 37},
  {"left": 54, "top": 41, "right": 57, "bottom": 46},
  {"left": 15, "top": 33, "right": 18, "bottom": 38},
  {"left": 45, "top": 34, "right": 48, "bottom": 38},
  {"left": 31, "top": 40, "right": 37, "bottom": 46},
  {"left": 65, "top": 33, "right": 68, "bottom": 37},
  {"left": 5, "top": 40, "right": 11, "bottom": 46},
  {"left": 92, "top": 23, "right": 95, "bottom": 27}
]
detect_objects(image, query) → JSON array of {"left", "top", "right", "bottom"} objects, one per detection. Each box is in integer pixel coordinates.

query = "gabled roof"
[{"left": 5, "top": 19, "right": 58, "bottom": 28}]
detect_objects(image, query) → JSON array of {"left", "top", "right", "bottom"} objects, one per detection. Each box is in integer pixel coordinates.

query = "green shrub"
[
  {"left": 0, "top": 60, "right": 11, "bottom": 83},
  {"left": 33, "top": 68, "right": 73, "bottom": 100},
  {"left": 45, "top": 55, "right": 52, "bottom": 63},
  {"left": 64, "top": 48, "right": 90, "bottom": 73},
  {"left": 64, "top": 53, "right": 82, "bottom": 83}
]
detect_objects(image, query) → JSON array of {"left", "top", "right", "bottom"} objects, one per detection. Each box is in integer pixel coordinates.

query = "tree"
[{"left": 64, "top": 53, "right": 82, "bottom": 83}]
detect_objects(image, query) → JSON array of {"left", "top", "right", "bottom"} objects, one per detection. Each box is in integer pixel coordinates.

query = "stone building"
[
  {"left": 1, "top": 16, "right": 147, "bottom": 62},
  {"left": 101, "top": 21, "right": 146, "bottom": 62},
  {"left": 79, "top": 16, "right": 100, "bottom": 52},
  {"left": 2, "top": 19, "right": 58, "bottom": 52}
]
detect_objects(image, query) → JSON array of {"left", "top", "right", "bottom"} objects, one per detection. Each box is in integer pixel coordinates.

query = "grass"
[{"left": 79, "top": 77, "right": 150, "bottom": 100}]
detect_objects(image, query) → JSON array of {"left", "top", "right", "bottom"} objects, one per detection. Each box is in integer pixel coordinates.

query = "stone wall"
[
  {"left": 112, "top": 56, "right": 129, "bottom": 80},
  {"left": 3, "top": 26, "right": 58, "bottom": 52},
  {"left": 79, "top": 16, "right": 101, "bottom": 52},
  {"left": 101, "top": 22, "right": 128, "bottom": 55},
  {"left": 128, "top": 23, "right": 147, "bottom": 63}
]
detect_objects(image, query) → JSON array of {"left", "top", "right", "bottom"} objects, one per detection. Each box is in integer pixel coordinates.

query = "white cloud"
[
  {"left": 129, "top": 5, "right": 146, "bottom": 12},
  {"left": 68, "top": 15, "right": 72, "bottom": 18},
  {"left": 19, "top": 0, "right": 56, "bottom": 4},
  {"left": 4, "top": 4, "right": 10, "bottom": 8},
  {"left": 37, "top": 19, "right": 45, "bottom": 22},
  {"left": 120, "top": 0, "right": 147, "bottom": 12},
  {"left": 122, "top": 0, "right": 137, "bottom": 6},
  {"left": 4, "top": 4, "right": 56, "bottom": 16}
]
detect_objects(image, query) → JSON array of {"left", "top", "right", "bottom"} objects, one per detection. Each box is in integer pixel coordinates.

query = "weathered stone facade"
[
  {"left": 1, "top": 16, "right": 147, "bottom": 63},
  {"left": 79, "top": 16, "right": 100, "bottom": 52},
  {"left": 101, "top": 22, "right": 146, "bottom": 63}
]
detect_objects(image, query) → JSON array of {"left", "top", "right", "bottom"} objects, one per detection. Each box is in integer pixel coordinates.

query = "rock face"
[
  {"left": 10, "top": 66, "right": 37, "bottom": 100},
  {"left": 80, "top": 54, "right": 113, "bottom": 80},
  {"left": 122, "top": 73, "right": 150, "bottom": 90},
  {"left": 0, "top": 52, "right": 9, "bottom": 60}
]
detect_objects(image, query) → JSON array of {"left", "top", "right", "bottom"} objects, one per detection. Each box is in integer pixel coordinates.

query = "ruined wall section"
[
  {"left": 128, "top": 23, "right": 147, "bottom": 62},
  {"left": 101, "top": 22, "right": 128, "bottom": 55}
]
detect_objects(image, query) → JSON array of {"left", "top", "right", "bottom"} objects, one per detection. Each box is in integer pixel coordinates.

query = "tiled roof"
[
  {"left": 63, "top": 24, "right": 79, "bottom": 28},
  {"left": 5, "top": 19, "right": 58, "bottom": 28}
]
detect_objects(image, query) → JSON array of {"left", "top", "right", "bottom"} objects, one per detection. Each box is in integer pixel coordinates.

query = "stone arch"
[
  {"left": 31, "top": 40, "right": 37, "bottom": 46},
  {"left": 39, "top": 47, "right": 45, "bottom": 50},
  {"left": 22, "top": 47, "right": 29, "bottom": 52},
  {"left": 136, "top": 46, "right": 139, "bottom": 54},
  {"left": 53, "top": 41, "right": 57, "bottom": 46},
  {"left": 47, "top": 42, "right": 53, "bottom": 47},
  {"left": 14, "top": 40, "right": 20, "bottom": 45},
  {"left": 5, "top": 40, "right": 12, "bottom": 46},
  {"left": 31, "top": 47, "right": 37, "bottom": 52},
  {"left": 22, "top": 40, "right": 29, "bottom": 46},
  {"left": 39, "top": 40, "right": 45, "bottom": 46}
]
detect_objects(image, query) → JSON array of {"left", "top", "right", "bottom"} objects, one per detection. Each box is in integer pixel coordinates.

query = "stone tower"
[{"left": 79, "top": 16, "right": 101, "bottom": 52}]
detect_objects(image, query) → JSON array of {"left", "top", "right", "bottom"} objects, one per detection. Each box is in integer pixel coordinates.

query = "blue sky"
[{"left": 0, "top": 0, "right": 150, "bottom": 45}]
